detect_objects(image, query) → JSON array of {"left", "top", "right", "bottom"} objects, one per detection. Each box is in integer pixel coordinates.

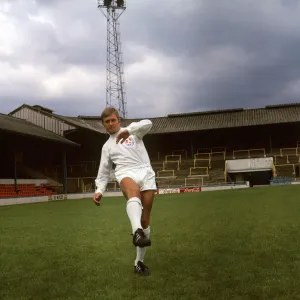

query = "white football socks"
[
  {"left": 135, "top": 227, "right": 150, "bottom": 266},
  {"left": 126, "top": 197, "right": 142, "bottom": 234}
]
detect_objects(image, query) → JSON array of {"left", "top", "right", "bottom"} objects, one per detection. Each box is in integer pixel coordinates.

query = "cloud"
[{"left": 1, "top": 0, "right": 300, "bottom": 119}]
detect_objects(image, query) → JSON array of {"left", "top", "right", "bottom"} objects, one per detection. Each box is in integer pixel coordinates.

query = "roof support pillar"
[
  {"left": 190, "top": 138, "right": 194, "bottom": 159},
  {"left": 13, "top": 150, "right": 18, "bottom": 195},
  {"left": 269, "top": 135, "right": 273, "bottom": 155},
  {"left": 62, "top": 150, "right": 67, "bottom": 194}
]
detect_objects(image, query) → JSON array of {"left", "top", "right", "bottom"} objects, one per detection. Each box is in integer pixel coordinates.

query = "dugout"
[{"left": 0, "top": 114, "right": 80, "bottom": 196}]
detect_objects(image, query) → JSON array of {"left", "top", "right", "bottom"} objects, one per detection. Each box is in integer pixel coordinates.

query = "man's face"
[{"left": 102, "top": 113, "right": 121, "bottom": 134}]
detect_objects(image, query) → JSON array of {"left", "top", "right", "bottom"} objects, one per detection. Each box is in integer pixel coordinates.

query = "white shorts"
[{"left": 115, "top": 166, "right": 157, "bottom": 192}]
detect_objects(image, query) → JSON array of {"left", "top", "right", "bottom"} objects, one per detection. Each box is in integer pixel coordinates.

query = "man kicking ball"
[{"left": 93, "top": 107, "right": 157, "bottom": 276}]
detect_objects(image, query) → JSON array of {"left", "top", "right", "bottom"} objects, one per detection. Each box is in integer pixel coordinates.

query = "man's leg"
[
  {"left": 135, "top": 189, "right": 155, "bottom": 275},
  {"left": 119, "top": 177, "right": 151, "bottom": 247},
  {"left": 141, "top": 189, "right": 154, "bottom": 228}
]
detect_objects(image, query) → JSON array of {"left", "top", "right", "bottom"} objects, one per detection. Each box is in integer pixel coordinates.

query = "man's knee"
[{"left": 123, "top": 188, "right": 141, "bottom": 200}]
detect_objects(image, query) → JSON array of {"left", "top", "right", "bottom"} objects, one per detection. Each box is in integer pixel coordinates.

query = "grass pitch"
[{"left": 1, "top": 185, "right": 300, "bottom": 300}]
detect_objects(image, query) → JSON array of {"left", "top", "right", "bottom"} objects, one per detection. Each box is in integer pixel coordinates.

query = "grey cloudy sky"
[{"left": 0, "top": 0, "right": 300, "bottom": 118}]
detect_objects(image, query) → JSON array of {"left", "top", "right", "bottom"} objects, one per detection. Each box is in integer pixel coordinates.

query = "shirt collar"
[{"left": 109, "top": 127, "right": 123, "bottom": 137}]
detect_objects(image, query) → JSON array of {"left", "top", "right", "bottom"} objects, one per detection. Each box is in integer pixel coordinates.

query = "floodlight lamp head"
[
  {"left": 98, "top": 0, "right": 125, "bottom": 9},
  {"left": 117, "top": 0, "right": 125, "bottom": 8}
]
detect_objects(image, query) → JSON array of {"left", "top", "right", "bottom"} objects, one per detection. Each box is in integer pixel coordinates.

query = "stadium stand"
[
  {"left": 0, "top": 113, "right": 79, "bottom": 198},
  {"left": 272, "top": 143, "right": 300, "bottom": 180},
  {"left": 1, "top": 102, "right": 300, "bottom": 196},
  {"left": 151, "top": 145, "right": 227, "bottom": 188},
  {"left": 0, "top": 183, "right": 56, "bottom": 198}
]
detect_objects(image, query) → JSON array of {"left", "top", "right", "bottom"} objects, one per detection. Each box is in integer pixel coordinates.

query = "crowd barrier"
[
  {"left": 157, "top": 182, "right": 250, "bottom": 194},
  {"left": 5, "top": 179, "right": 300, "bottom": 207},
  {"left": 0, "top": 182, "right": 251, "bottom": 206},
  {"left": 270, "top": 178, "right": 300, "bottom": 186}
]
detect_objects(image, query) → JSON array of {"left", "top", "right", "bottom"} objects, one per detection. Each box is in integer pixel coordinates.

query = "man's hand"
[
  {"left": 93, "top": 193, "right": 102, "bottom": 206},
  {"left": 116, "top": 129, "right": 129, "bottom": 144}
]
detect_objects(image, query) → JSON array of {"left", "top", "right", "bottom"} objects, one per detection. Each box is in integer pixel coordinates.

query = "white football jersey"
[{"left": 95, "top": 119, "right": 153, "bottom": 194}]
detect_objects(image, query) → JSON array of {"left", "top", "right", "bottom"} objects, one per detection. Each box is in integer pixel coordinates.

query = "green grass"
[{"left": 1, "top": 185, "right": 300, "bottom": 300}]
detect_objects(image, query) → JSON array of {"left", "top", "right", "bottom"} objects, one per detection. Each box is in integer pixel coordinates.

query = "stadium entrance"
[{"left": 225, "top": 157, "right": 275, "bottom": 187}]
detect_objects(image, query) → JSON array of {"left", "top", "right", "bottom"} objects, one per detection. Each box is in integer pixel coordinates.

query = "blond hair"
[{"left": 100, "top": 107, "right": 120, "bottom": 123}]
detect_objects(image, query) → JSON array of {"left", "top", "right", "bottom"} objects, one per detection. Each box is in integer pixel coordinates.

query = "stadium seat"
[{"left": 0, "top": 183, "right": 58, "bottom": 198}]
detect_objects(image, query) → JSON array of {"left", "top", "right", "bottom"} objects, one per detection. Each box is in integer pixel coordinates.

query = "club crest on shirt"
[{"left": 124, "top": 136, "right": 135, "bottom": 147}]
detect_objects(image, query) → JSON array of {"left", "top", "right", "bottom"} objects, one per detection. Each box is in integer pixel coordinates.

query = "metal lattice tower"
[{"left": 98, "top": 0, "right": 127, "bottom": 119}]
